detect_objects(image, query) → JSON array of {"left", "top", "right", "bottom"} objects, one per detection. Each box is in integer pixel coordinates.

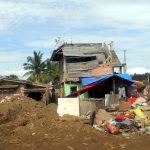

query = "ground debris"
[
  {"left": 0, "top": 97, "right": 150, "bottom": 150},
  {"left": 67, "top": 146, "right": 74, "bottom": 150}
]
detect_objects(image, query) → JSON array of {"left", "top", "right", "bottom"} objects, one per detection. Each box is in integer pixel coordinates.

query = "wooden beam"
[
  {"left": 0, "top": 85, "right": 19, "bottom": 89},
  {"left": 23, "top": 88, "right": 45, "bottom": 93}
]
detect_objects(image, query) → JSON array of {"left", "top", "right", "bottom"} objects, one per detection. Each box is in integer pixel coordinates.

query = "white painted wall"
[{"left": 57, "top": 98, "right": 80, "bottom": 116}]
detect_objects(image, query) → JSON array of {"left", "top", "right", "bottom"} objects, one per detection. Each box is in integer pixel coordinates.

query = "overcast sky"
[{"left": 0, "top": 0, "right": 150, "bottom": 78}]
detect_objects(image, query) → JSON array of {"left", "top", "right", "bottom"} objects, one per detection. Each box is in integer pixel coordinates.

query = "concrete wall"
[
  {"left": 57, "top": 98, "right": 105, "bottom": 116},
  {"left": 57, "top": 98, "right": 80, "bottom": 116}
]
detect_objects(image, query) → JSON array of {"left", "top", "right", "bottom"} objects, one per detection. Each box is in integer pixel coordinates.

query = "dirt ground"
[{"left": 0, "top": 97, "right": 150, "bottom": 150}]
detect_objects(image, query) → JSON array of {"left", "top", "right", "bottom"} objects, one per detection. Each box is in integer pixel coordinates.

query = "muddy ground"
[{"left": 0, "top": 97, "right": 150, "bottom": 150}]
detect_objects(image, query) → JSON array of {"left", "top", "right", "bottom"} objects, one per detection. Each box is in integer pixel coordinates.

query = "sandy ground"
[{"left": 0, "top": 97, "right": 150, "bottom": 150}]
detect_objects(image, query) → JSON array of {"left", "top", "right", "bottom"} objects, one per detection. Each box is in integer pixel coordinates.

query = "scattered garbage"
[
  {"left": 115, "top": 114, "right": 133, "bottom": 120},
  {"left": 133, "top": 107, "right": 148, "bottom": 121},
  {"left": 92, "top": 97, "right": 150, "bottom": 136},
  {"left": 104, "top": 122, "right": 120, "bottom": 135},
  {"left": 131, "top": 97, "right": 147, "bottom": 107}
]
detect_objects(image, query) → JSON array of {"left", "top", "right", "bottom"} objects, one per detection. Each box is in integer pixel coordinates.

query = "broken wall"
[{"left": 79, "top": 100, "right": 105, "bottom": 115}]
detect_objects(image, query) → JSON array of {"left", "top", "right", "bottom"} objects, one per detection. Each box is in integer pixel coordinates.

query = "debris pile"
[
  {"left": 93, "top": 97, "right": 150, "bottom": 135},
  {"left": 0, "top": 95, "right": 30, "bottom": 103},
  {"left": 0, "top": 96, "right": 150, "bottom": 149}
]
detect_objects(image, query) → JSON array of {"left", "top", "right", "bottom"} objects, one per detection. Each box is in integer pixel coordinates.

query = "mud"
[{"left": 0, "top": 98, "right": 150, "bottom": 150}]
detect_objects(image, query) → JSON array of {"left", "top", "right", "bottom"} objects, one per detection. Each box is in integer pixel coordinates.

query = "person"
[{"left": 118, "top": 85, "right": 126, "bottom": 100}]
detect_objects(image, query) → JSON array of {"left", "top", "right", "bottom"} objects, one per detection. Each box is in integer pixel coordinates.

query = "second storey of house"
[{"left": 50, "top": 42, "right": 122, "bottom": 83}]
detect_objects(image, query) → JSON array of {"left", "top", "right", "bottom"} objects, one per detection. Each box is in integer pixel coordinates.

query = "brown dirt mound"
[{"left": 0, "top": 98, "right": 150, "bottom": 150}]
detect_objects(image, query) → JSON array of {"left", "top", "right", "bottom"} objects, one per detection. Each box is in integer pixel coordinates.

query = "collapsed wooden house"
[
  {"left": 51, "top": 41, "right": 125, "bottom": 98},
  {"left": 0, "top": 79, "right": 54, "bottom": 103}
]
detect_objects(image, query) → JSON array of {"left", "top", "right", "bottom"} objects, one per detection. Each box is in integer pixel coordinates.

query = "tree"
[
  {"left": 23, "top": 51, "right": 46, "bottom": 83},
  {"left": 45, "top": 59, "right": 59, "bottom": 81},
  {"left": 132, "top": 73, "right": 149, "bottom": 81},
  {"left": 40, "top": 59, "right": 59, "bottom": 85},
  {"left": 1, "top": 74, "right": 19, "bottom": 80}
]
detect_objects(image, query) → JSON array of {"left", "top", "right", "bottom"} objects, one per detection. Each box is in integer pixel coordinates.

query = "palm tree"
[
  {"left": 45, "top": 59, "right": 59, "bottom": 81},
  {"left": 23, "top": 51, "right": 46, "bottom": 83},
  {"left": 39, "top": 59, "right": 59, "bottom": 84}
]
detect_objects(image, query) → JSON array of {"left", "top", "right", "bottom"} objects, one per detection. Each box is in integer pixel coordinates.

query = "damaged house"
[
  {"left": 0, "top": 79, "right": 53, "bottom": 103},
  {"left": 51, "top": 41, "right": 126, "bottom": 98}
]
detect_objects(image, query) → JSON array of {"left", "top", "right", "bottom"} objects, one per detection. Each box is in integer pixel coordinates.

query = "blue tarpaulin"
[
  {"left": 81, "top": 74, "right": 133, "bottom": 86},
  {"left": 67, "top": 74, "right": 134, "bottom": 97}
]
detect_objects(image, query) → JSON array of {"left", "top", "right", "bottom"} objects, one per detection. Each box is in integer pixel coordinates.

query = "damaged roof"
[
  {"left": 50, "top": 42, "right": 121, "bottom": 65},
  {"left": 50, "top": 43, "right": 104, "bottom": 61},
  {"left": 0, "top": 78, "right": 49, "bottom": 88}
]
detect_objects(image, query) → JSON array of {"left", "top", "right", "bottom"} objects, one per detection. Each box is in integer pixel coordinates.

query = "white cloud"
[
  {"left": 0, "top": 0, "right": 150, "bottom": 31},
  {"left": 0, "top": 1, "right": 58, "bottom": 30},
  {"left": 26, "top": 39, "right": 55, "bottom": 49},
  {"left": 127, "top": 67, "right": 149, "bottom": 74},
  {"left": 87, "top": 1, "right": 150, "bottom": 29},
  {"left": 0, "top": 0, "right": 150, "bottom": 78},
  {"left": 0, "top": 51, "right": 26, "bottom": 62},
  {"left": 0, "top": 68, "right": 27, "bottom": 79}
]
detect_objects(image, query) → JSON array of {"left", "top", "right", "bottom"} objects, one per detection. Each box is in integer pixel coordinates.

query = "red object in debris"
[
  {"left": 115, "top": 114, "right": 133, "bottom": 120},
  {"left": 104, "top": 123, "right": 120, "bottom": 135},
  {"left": 128, "top": 97, "right": 137, "bottom": 104}
]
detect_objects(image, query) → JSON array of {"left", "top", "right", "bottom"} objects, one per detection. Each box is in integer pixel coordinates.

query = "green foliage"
[
  {"left": 2, "top": 74, "right": 19, "bottom": 80},
  {"left": 23, "top": 51, "right": 46, "bottom": 83},
  {"left": 132, "top": 73, "right": 149, "bottom": 81},
  {"left": 45, "top": 59, "right": 59, "bottom": 81},
  {"left": 23, "top": 51, "right": 59, "bottom": 85}
]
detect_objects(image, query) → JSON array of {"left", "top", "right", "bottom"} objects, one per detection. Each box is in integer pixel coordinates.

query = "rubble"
[
  {"left": 0, "top": 95, "right": 26, "bottom": 103},
  {"left": 0, "top": 95, "right": 150, "bottom": 149},
  {"left": 94, "top": 109, "right": 112, "bottom": 126},
  {"left": 93, "top": 97, "right": 150, "bottom": 136}
]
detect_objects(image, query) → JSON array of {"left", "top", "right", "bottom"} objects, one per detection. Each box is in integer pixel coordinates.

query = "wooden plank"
[
  {"left": 23, "top": 88, "right": 45, "bottom": 93},
  {"left": 90, "top": 64, "right": 112, "bottom": 77},
  {"left": 67, "top": 60, "right": 98, "bottom": 71},
  {"left": 67, "top": 72, "right": 90, "bottom": 77},
  {"left": 0, "top": 85, "right": 19, "bottom": 89},
  {"left": 64, "top": 78, "right": 79, "bottom": 82}
]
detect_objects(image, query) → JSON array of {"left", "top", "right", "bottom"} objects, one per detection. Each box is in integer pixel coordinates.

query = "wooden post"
[
  {"left": 113, "top": 77, "right": 116, "bottom": 106},
  {"left": 78, "top": 91, "right": 80, "bottom": 116}
]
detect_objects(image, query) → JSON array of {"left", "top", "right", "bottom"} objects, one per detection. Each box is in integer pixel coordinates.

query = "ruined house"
[
  {"left": 0, "top": 79, "right": 53, "bottom": 103},
  {"left": 51, "top": 42, "right": 124, "bottom": 98}
]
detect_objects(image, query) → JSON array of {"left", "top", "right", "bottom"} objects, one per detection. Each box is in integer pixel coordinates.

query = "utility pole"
[
  {"left": 142, "top": 59, "right": 149, "bottom": 84},
  {"left": 142, "top": 59, "right": 149, "bottom": 100},
  {"left": 147, "top": 64, "right": 149, "bottom": 83},
  {"left": 123, "top": 50, "right": 127, "bottom": 73},
  {"left": 146, "top": 63, "right": 149, "bottom": 100}
]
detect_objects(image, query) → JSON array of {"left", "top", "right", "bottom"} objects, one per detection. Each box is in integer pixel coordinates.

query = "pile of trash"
[{"left": 93, "top": 97, "right": 150, "bottom": 135}]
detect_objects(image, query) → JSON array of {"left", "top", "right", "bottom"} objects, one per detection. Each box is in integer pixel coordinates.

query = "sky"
[{"left": 0, "top": 0, "right": 150, "bottom": 79}]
